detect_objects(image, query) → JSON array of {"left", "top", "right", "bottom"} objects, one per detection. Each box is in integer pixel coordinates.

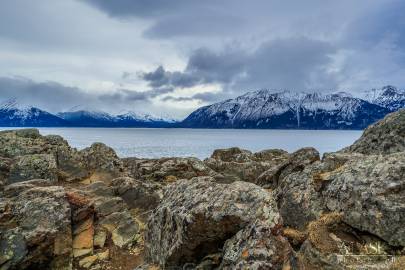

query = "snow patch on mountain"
[
  {"left": 182, "top": 88, "right": 396, "bottom": 129},
  {"left": 363, "top": 85, "right": 405, "bottom": 111}
]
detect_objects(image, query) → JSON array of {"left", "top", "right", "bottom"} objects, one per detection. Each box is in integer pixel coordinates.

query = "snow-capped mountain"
[
  {"left": 1, "top": 86, "right": 403, "bottom": 129},
  {"left": 57, "top": 110, "right": 176, "bottom": 127},
  {"left": 181, "top": 89, "right": 393, "bottom": 129},
  {"left": 0, "top": 101, "right": 176, "bottom": 127},
  {"left": 363, "top": 85, "right": 405, "bottom": 111},
  {"left": 0, "top": 100, "right": 69, "bottom": 127},
  {"left": 57, "top": 110, "right": 117, "bottom": 127},
  {"left": 116, "top": 111, "right": 177, "bottom": 124}
]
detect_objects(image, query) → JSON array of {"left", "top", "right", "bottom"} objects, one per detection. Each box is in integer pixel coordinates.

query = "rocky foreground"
[{"left": 0, "top": 110, "right": 404, "bottom": 270}]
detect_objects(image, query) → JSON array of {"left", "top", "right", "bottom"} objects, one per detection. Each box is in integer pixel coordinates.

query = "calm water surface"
[{"left": 7, "top": 128, "right": 363, "bottom": 159}]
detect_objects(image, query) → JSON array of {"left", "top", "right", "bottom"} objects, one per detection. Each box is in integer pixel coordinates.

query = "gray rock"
[
  {"left": 210, "top": 147, "right": 254, "bottom": 162},
  {"left": 298, "top": 240, "right": 345, "bottom": 270},
  {"left": 275, "top": 152, "right": 364, "bottom": 230},
  {"left": 204, "top": 147, "right": 289, "bottom": 184},
  {"left": 45, "top": 135, "right": 89, "bottom": 182},
  {"left": 80, "top": 143, "right": 125, "bottom": 181},
  {"left": 342, "top": 109, "right": 405, "bottom": 155},
  {"left": 275, "top": 161, "right": 326, "bottom": 230},
  {"left": 99, "top": 210, "right": 140, "bottom": 248},
  {"left": 0, "top": 129, "right": 89, "bottom": 183},
  {"left": 0, "top": 129, "right": 43, "bottom": 157},
  {"left": 124, "top": 157, "right": 221, "bottom": 183},
  {"left": 84, "top": 181, "right": 114, "bottom": 197},
  {"left": 257, "top": 147, "right": 320, "bottom": 188},
  {"left": 7, "top": 154, "right": 58, "bottom": 185},
  {"left": 111, "top": 177, "right": 162, "bottom": 212},
  {"left": 322, "top": 152, "right": 405, "bottom": 247},
  {"left": 92, "top": 194, "right": 141, "bottom": 248},
  {"left": 144, "top": 176, "right": 281, "bottom": 268},
  {"left": 0, "top": 186, "right": 72, "bottom": 269},
  {"left": 3, "top": 179, "right": 51, "bottom": 198},
  {"left": 220, "top": 219, "right": 294, "bottom": 269}
]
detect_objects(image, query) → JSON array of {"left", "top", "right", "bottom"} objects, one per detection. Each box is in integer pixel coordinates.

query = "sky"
[{"left": 0, "top": 0, "right": 404, "bottom": 119}]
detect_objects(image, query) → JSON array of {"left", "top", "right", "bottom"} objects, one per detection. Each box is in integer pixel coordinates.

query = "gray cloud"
[
  {"left": 1, "top": 0, "right": 405, "bottom": 119},
  {"left": 140, "top": 37, "right": 337, "bottom": 94},
  {"left": 0, "top": 76, "right": 95, "bottom": 112},
  {"left": 82, "top": 0, "right": 191, "bottom": 19},
  {"left": 140, "top": 66, "right": 201, "bottom": 88},
  {"left": 0, "top": 76, "right": 175, "bottom": 115},
  {"left": 243, "top": 38, "right": 338, "bottom": 90},
  {"left": 100, "top": 87, "right": 175, "bottom": 102},
  {"left": 161, "top": 96, "right": 195, "bottom": 102},
  {"left": 192, "top": 92, "right": 227, "bottom": 102},
  {"left": 344, "top": 0, "right": 405, "bottom": 51},
  {"left": 81, "top": 1, "right": 387, "bottom": 43}
]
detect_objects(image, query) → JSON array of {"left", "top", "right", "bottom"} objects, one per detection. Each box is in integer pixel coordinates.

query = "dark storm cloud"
[
  {"left": 140, "top": 66, "right": 202, "bottom": 88},
  {"left": 140, "top": 37, "right": 337, "bottom": 93}
]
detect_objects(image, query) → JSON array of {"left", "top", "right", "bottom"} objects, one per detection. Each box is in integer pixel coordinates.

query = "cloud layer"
[{"left": 0, "top": 0, "right": 404, "bottom": 118}]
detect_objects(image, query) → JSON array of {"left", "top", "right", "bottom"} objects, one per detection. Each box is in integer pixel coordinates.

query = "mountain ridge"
[
  {"left": 0, "top": 101, "right": 176, "bottom": 127},
  {"left": 1, "top": 86, "right": 404, "bottom": 128},
  {"left": 181, "top": 87, "right": 403, "bottom": 129}
]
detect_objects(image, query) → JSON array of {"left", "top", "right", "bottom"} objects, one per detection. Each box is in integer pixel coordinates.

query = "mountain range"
[
  {"left": 0, "top": 86, "right": 404, "bottom": 129},
  {"left": 0, "top": 100, "right": 175, "bottom": 128},
  {"left": 182, "top": 86, "right": 404, "bottom": 129}
]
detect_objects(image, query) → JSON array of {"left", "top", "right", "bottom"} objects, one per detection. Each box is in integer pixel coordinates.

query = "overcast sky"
[{"left": 0, "top": 0, "right": 404, "bottom": 118}]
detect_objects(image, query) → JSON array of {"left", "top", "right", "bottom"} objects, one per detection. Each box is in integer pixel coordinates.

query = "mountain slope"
[
  {"left": 57, "top": 110, "right": 117, "bottom": 127},
  {"left": 0, "top": 100, "right": 176, "bottom": 128},
  {"left": 0, "top": 100, "right": 69, "bottom": 127},
  {"left": 57, "top": 110, "right": 176, "bottom": 127},
  {"left": 181, "top": 90, "right": 392, "bottom": 129},
  {"left": 363, "top": 85, "right": 405, "bottom": 111}
]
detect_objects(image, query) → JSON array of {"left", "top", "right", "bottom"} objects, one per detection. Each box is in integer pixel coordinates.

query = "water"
[{"left": 7, "top": 128, "right": 362, "bottom": 160}]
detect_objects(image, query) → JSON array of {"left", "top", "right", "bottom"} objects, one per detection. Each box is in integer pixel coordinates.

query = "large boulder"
[
  {"left": 0, "top": 129, "right": 89, "bottom": 184},
  {"left": 79, "top": 143, "right": 125, "bottom": 182},
  {"left": 0, "top": 186, "right": 72, "bottom": 269},
  {"left": 123, "top": 157, "right": 221, "bottom": 183},
  {"left": 7, "top": 154, "right": 58, "bottom": 184},
  {"left": 144, "top": 177, "right": 282, "bottom": 268},
  {"left": 342, "top": 109, "right": 405, "bottom": 155},
  {"left": 257, "top": 147, "right": 320, "bottom": 188},
  {"left": 111, "top": 177, "right": 163, "bottom": 212},
  {"left": 274, "top": 152, "right": 356, "bottom": 230},
  {"left": 0, "top": 129, "right": 43, "bottom": 157},
  {"left": 44, "top": 135, "right": 89, "bottom": 182},
  {"left": 204, "top": 147, "right": 289, "bottom": 184},
  {"left": 322, "top": 152, "right": 405, "bottom": 247}
]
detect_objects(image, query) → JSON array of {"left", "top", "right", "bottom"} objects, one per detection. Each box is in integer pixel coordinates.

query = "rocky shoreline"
[{"left": 0, "top": 109, "right": 404, "bottom": 270}]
